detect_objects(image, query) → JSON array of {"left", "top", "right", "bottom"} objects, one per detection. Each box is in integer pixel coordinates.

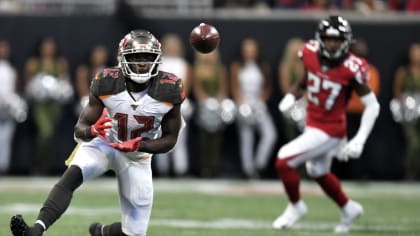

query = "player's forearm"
[
  {"left": 139, "top": 136, "right": 177, "bottom": 154},
  {"left": 290, "top": 80, "right": 306, "bottom": 99},
  {"left": 354, "top": 92, "right": 380, "bottom": 144},
  {"left": 74, "top": 122, "right": 95, "bottom": 141}
]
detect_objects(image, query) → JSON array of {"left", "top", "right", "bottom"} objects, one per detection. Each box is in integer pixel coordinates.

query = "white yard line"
[
  {"left": 0, "top": 203, "right": 409, "bottom": 233},
  {"left": 1, "top": 177, "right": 420, "bottom": 197}
]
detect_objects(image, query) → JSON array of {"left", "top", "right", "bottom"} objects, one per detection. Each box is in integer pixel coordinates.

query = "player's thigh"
[
  {"left": 278, "top": 127, "right": 340, "bottom": 167},
  {"left": 305, "top": 137, "right": 346, "bottom": 177},
  {"left": 117, "top": 161, "right": 153, "bottom": 206},
  {"left": 69, "top": 138, "right": 112, "bottom": 180},
  {"left": 117, "top": 162, "right": 153, "bottom": 236},
  {"left": 305, "top": 156, "right": 333, "bottom": 177}
]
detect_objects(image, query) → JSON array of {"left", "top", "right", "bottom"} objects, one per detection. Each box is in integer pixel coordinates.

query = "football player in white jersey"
[{"left": 10, "top": 30, "right": 185, "bottom": 236}]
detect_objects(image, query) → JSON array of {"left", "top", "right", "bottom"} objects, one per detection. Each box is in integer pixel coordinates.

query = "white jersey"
[
  {"left": 90, "top": 67, "right": 185, "bottom": 160},
  {"left": 102, "top": 89, "right": 170, "bottom": 143}
]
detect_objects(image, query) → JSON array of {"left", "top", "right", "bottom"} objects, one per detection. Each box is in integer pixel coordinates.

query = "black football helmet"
[
  {"left": 315, "top": 15, "right": 352, "bottom": 61},
  {"left": 118, "top": 30, "right": 162, "bottom": 83}
]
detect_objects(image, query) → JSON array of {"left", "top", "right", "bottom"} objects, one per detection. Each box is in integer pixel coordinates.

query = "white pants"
[
  {"left": 238, "top": 105, "right": 277, "bottom": 177},
  {"left": 278, "top": 127, "right": 345, "bottom": 178},
  {"left": 70, "top": 138, "right": 153, "bottom": 236},
  {"left": 0, "top": 120, "right": 15, "bottom": 172}
]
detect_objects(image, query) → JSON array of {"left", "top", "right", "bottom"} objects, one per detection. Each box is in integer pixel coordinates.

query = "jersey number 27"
[{"left": 307, "top": 72, "right": 342, "bottom": 110}]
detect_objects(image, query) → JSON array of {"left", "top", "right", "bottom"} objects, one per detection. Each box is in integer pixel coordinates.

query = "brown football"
[{"left": 189, "top": 23, "right": 220, "bottom": 53}]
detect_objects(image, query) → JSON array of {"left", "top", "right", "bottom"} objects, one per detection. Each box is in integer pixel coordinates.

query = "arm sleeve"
[{"left": 353, "top": 91, "right": 380, "bottom": 144}]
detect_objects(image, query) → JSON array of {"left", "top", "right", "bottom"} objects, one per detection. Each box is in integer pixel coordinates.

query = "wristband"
[
  {"left": 84, "top": 127, "right": 95, "bottom": 139},
  {"left": 138, "top": 141, "right": 146, "bottom": 152}
]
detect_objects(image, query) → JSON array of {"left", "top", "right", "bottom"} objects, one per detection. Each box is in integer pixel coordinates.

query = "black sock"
[
  {"left": 102, "top": 222, "right": 128, "bottom": 236},
  {"left": 28, "top": 223, "right": 44, "bottom": 236},
  {"left": 36, "top": 166, "right": 83, "bottom": 230}
]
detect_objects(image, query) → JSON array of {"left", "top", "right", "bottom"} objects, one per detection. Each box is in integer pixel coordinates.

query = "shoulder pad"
[
  {"left": 90, "top": 67, "right": 125, "bottom": 97},
  {"left": 301, "top": 40, "right": 319, "bottom": 58},
  {"left": 148, "top": 71, "right": 185, "bottom": 105},
  {"left": 345, "top": 54, "right": 369, "bottom": 84}
]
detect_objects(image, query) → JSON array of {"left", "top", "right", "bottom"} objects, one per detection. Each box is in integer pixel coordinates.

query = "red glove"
[
  {"left": 90, "top": 111, "right": 112, "bottom": 141},
  {"left": 109, "top": 137, "right": 142, "bottom": 152}
]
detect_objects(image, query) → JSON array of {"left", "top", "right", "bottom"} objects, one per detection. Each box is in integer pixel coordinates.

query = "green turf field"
[{"left": 1, "top": 178, "right": 420, "bottom": 236}]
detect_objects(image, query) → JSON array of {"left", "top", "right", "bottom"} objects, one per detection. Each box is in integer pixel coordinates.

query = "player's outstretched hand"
[
  {"left": 91, "top": 112, "right": 112, "bottom": 141},
  {"left": 109, "top": 137, "right": 142, "bottom": 152},
  {"left": 278, "top": 93, "right": 296, "bottom": 113},
  {"left": 338, "top": 138, "right": 364, "bottom": 162}
]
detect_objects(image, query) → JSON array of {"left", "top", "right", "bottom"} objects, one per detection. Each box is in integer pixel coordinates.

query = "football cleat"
[
  {"left": 334, "top": 200, "right": 364, "bottom": 234},
  {"left": 272, "top": 200, "right": 307, "bottom": 230},
  {"left": 89, "top": 222, "right": 104, "bottom": 236},
  {"left": 10, "top": 214, "right": 29, "bottom": 236}
]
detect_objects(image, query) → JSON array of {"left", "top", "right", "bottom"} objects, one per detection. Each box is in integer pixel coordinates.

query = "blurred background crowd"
[
  {"left": 0, "top": 0, "right": 419, "bottom": 181},
  {"left": 214, "top": 0, "right": 420, "bottom": 13}
]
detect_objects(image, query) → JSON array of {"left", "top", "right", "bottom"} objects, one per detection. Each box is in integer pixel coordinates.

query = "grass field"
[{"left": 1, "top": 177, "right": 420, "bottom": 236}]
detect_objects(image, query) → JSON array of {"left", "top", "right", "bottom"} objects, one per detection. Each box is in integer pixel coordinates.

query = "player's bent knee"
[
  {"left": 130, "top": 186, "right": 153, "bottom": 207},
  {"left": 305, "top": 162, "right": 329, "bottom": 178},
  {"left": 275, "top": 158, "right": 290, "bottom": 173}
]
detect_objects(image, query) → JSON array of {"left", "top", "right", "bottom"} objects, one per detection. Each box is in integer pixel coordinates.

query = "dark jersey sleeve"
[
  {"left": 90, "top": 67, "right": 126, "bottom": 97},
  {"left": 148, "top": 71, "right": 185, "bottom": 105}
]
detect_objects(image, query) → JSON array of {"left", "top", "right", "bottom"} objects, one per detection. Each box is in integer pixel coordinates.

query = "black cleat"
[
  {"left": 10, "top": 215, "right": 29, "bottom": 236},
  {"left": 89, "top": 222, "right": 103, "bottom": 236}
]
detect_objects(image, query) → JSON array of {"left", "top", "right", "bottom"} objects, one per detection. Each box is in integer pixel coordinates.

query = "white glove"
[
  {"left": 337, "top": 138, "right": 365, "bottom": 162},
  {"left": 278, "top": 93, "right": 296, "bottom": 113}
]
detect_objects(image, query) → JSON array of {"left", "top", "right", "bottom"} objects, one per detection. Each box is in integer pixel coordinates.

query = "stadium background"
[{"left": 0, "top": 1, "right": 419, "bottom": 180}]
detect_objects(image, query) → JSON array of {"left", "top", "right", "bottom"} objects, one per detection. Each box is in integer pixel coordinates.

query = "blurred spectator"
[
  {"left": 276, "top": 0, "right": 353, "bottom": 9},
  {"left": 74, "top": 45, "right": 109, "bottom": 115},
  {"left": 405, "top": 0, "right": 420, "bottom": 12},
  {"left": 301, "top": 0, "right": 339, "bottom": 10},
  {"left": 0, "top": 40, "right": 27, "bottom": 174},
  {"left": 278, "top": 37, "right": 306, "bottom": 140},
  {"left": 192, "top": 50, "right": 228, "bottom": 177},
  {"left": 24, "top": 36, "right": 73, "bottom": 175},
  {"left": 214, "top": 0, "right": 274, "bottom": 8},
  {"left": 389, "top": 0, "right": 420, "bottom": 12},
  {"left": 275, "top": 0, "right": 305, "bottom": 8},
  {"left": 154, "top": 33, "right": 192, "bottom": 177},
  {"left": 354, "top": 0, "right": 387, "bottom": 14},
  {"left": 231, "top": 38, "right": 277, "bottom": 178},
  {"left": 337, "top": 0, "right": 354, "bottom": 10},
  {"left": 391, "top": 43, "right": 420, "bottom": 179}
]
